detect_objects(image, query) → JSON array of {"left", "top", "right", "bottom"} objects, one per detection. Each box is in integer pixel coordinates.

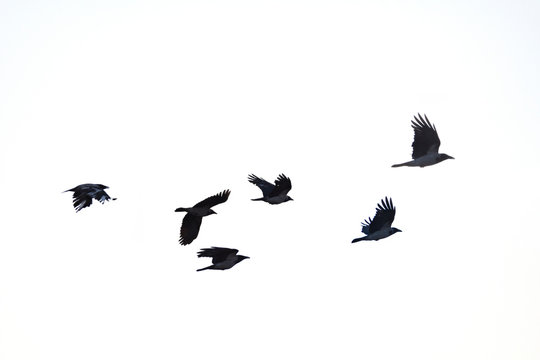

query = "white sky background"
[{"left": 1, "top": 0, "right": 540, "bottom": 359}]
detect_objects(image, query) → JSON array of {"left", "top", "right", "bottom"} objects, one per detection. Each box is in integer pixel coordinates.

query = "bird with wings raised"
[
  {"left": 64, "top": 183, "right": 117, "bottom": 212},
  {"left": 175, "top": 190, "right": 230, "bottom": 245},
  {"left": 248, "top": 173, "right": 293, "bottom": 204},
  {"left": 392, "top": 113, "right": 454, "bottom": 168},
  {"left": 196, "top": 247, "right": 249, "bottom": 271},
  {"left": 352, "top": 197, "right": 402, "bottom": 242}
]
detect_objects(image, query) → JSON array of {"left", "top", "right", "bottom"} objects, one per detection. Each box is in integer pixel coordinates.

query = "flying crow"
[
  {"left": 248, "top": 173, "right": 293, "bottom": 204},
  {"left": 392, "top": 113, "right": 454, "bottom": 168},
  {"left": 352, "top": 197, "right": 402, "bottom": 242},
  {"left": 175, "top": 190, "right": 231, "bottom": 245},
  {"left": 196, "top": 247, "right": 249, "bottom": 271},
  {"left": 64, "top": 183, "right": 116, "bottom": 212}
]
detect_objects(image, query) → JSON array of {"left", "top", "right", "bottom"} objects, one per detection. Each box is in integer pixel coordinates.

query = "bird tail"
[
  {"left": 391, "top": 161, "right": 413, "bottom": 168},
  {"left": 196, "top": 266, "right": 213, "bottom": 272}
]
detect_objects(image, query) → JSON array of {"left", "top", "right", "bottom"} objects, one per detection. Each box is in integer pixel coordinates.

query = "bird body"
[
  {"left": 392, "top": 114, "right": 454, "bottom": 168},
  {"left": 196, "top": 247, "right": 249, "bottom": 271},
  {"left": 352, "top": 197, "right": 401, "bottom": 243},
  {"left": 64, "top": 183, "right": 116, "bottom": 212},
  {"left": 175, "top": 190, "right": 230, "bottom": 245},
  {"left": 248, "top": 174, "right": 293, "bottom": 204}
]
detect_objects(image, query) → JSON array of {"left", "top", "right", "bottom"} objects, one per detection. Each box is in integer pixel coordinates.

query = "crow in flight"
[
  {"left": 175, "top": 190, "right": 231, "bottom": 245},
  {"left": 64, "top": 183, "right": 116, "bottom": 212},
  {"left": 196, "top": 247, "right": 249, "bottom": 271},
  {"left": 248, "top": 174, "right": 293, "bottom": 204},
  {"left": 352, "top": 197, "right": 401, "bottom": 242},
  {"left": 392, "top": 114, "right": 454, "bottom": 167}
]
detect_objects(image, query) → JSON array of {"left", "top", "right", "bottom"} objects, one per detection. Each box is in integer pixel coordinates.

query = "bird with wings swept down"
[
  {"left": 175, "top": 190, "right": 230, "bottom": 245},
  {"left": 64, "top": 183, "right": 117, "bottom": 212},
  {"left": 352, "top": 197, "right": 402, "bottom": 242},
  {"left": 392, "top": 113, "right": 454, "bottom": 168}
]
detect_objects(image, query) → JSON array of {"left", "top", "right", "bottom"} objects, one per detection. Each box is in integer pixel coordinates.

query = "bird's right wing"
[
  {"left": 179, "top": 213, "right": 203, "bottom": 245},
  {"left": 366, "top": 197, "right": 396, "bottom": 233},
  {"left": 248, "top": 174, "right": 275, "bottom": 197},
  {"left": 194, "top": 190, "right": 231, "bottom": 209},
  {"left": 269, "top": 174, "right": 292, "bottom": 196},
  {"left": 411, "top": 114, "right": 441, "bottom": 159},
  {"left": 197, "top": 247, "right": 238, "bottom": 264}
]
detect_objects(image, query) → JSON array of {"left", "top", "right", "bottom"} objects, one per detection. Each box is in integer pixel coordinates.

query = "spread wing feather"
[
  {"left": 194, "top": 190, "right": 231, "bottom": 209},
  {"left": 411, "top": 114, "right": 441, "bottom": 159},
  {"left": 179, "top": 213, "right": 203, "bottom": 245},
  {"left": 361, "top": 197, "right": 396, "bottom": 234},
  {"left": 270, "top": 174, "right": 292, "bottom": 197},
  {"left": 248, "top": 174, "right": 275, "bottom": 197}
]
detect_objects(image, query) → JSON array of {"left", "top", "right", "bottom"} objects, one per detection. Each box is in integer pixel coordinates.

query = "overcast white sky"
[{"left": 1, "top": 1, "right": 540, "bottom": 359}]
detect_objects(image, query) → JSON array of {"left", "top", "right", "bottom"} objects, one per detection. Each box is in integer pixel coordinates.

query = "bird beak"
[{"left": 449, "top": 156, "right": 455, "bottom": 160}]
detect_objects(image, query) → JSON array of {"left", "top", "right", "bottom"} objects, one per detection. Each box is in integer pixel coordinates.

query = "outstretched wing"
[
  {"left": 363, "top": 197, "right": 396, "bottom": 234},
  {"left": 411, "top": 114, "right": 440, "bottom": 159},
  {"left": 269, "top": 174, "right": 292, "bottom": 197},
  {"left": 194, "top": 190, "right": 231, "bottom": 209},
  {"left": 197, "top": 247, "right": 238, "bottom": 264},
  {"left": 179, "top": 213, "right": 203, "bottom": 245},
  {"left": 248, "top": 174, "right": 275, "bottom": 197}
]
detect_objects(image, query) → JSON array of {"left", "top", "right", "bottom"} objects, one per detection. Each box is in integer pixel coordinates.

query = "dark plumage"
[
  {"left": 248, "top": 173, "right": 293, "bottom": 204},
  {"left": 196, "top": 247, "right": 249, "bottom": 271},
  {"left": 352, "top": 197, "right": 402, "bottom": 242},
  {"left": 175, "top": 190, "right": 231, "bottom": 245},
  {"left": 392, "top": 113, "right": 454, "bottom": 168},
  {"left": 63, "top": 183, "right": 116, "bottom": 212}
]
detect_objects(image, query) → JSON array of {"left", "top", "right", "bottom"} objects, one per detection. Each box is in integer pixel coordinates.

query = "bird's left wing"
[
  {"left": 248, "top": 174, "right": 274, "bottom": 197},
  {"left": 194, "top": 190, "right": 231, "bottom": 209}
]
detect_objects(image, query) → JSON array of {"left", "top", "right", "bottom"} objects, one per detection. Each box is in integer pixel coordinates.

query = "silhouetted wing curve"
[
  {"left": 411, "top": 114, "right": 440, "bottom": 159},
  {"left": 270, "top": 174, "right": 292, "bottom": 197},
  {"left": 366, "top": 197, "right": 396, "bottom": 233},
  {"left": 194, "top": 190, "right": 231, "bottom": 209},
  {"left": 179, "top": 213, "right": 203, "bottom": 245},
  {"left": 248, "top": 174, "right": 275, "bottom": 197}
]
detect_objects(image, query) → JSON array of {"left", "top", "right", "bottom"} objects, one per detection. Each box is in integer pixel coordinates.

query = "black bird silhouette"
[
  {"left": 392, "top": 114, "right": 454, "bottom": 168},
  {"left": 175, "top": 190, "right": 231, "bottom": 245},
  {"left": 352, "top": 197, "right": 402, "bottom": 242},
  {"left": 64, "top": 183, "right": 116, "bottom": 212},
  {"left": 248, "top": 174, "right": 293, "bottom": 204},
  {"left": 196, "top": 247, "right": 250, "bottom": 271}
]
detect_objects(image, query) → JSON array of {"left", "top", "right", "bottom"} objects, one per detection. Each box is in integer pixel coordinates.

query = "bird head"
[
  {"left": 237, "top": 255, "right": 250, "bottom": 262},
  {"left": 437, "top": 153, "right": 454, "bottom": 163},
  {"left": 391, "top": 228, "right": 402, "bottom": 235}
]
